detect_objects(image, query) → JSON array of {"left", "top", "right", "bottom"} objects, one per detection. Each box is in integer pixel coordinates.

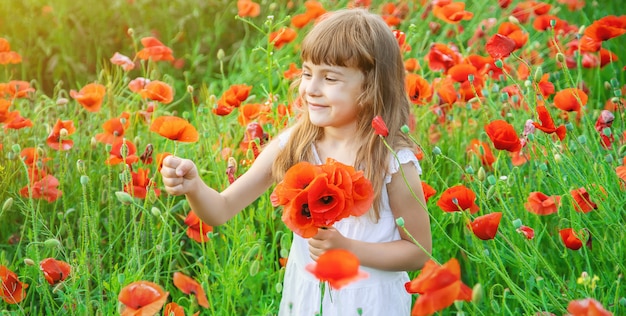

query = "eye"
[
  {"left": 325, "top": 77, "right": 338, "bottom": 82},
  {"left": 301, "top": 72, "right": 312, "bottom": 78}
]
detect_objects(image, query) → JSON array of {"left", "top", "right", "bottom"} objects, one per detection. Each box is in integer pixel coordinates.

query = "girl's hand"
[
  {"left": 308, "top": 227, "right": 349, "bottom": 261},
  {"left": 161, "top": 155, "right": 199, "bottom": 196}
]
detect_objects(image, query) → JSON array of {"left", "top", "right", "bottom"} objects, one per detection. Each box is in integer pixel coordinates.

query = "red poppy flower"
[
  {"left": 283, "top": 62, "right": 301, "bottom": 80},
  {"left": 371, "top": 115, "right": 389, "bottom": 137},
  {"left": 220, "top": 84, "right": 252, "bottom": 108},
  {"left": 184, "top": 211, "right": 213, "bottom": 243},
  {"left": 485, "top": 34, "right": 516, "bottom": 59},
  {"left": 617, "top": 165, "right": 626, "bottom": 183},
  {"left": 532, "top": 105, "right": 566, "bottom": 141},
  {"left": 570, "top": 187, "right": 598, "bottom": 213},
  {"left": 124, "top": 168, "right": 160, "bottom": 199},
  {"left": 273, "top": 159, "right": 374, "bottom": 238},
  {"left": 404, "top": 58, "right": 420, "bottom": 72},
  {"left": 0, "top": 265, "right": 28, "bottom": 304},
  {"left": 70, "top": 83, "right": 106, "bottom": 112},
  {"left": 554, "top": 88, "right": 588, "bottom": 114},
  {"left": 95, "top": 112, "right": 131, "bottom": 145},
  {"left": 406, "top": 73, "right": 433, "bottom": 105},
  {"left": 105, "top": 139, "right": 139, "bottom": 165},
  {"left": 137, "top": 80, "right": 174, "bottom": 104},
  {"left": 2, "top": 80, "right": 34, "bottom": 99},
  {"left": 517, "top": 225, "right": 535, "bottom": 240},
  {"left": 426, "top": 43, "right": 461, "bottom": 73},
  {"left": 525, "top": 192, "right": 560, "bottom": 215},
  {"left": 583, "top": 15, "right": 626, "bottom": 43},
  {"left": 46, "top": 119, "right": 76, "bottom": 150},
  {"left": 39, "top": 258, "right": 71, "bottom": 285},
  {"left": 237, "top": 103, "right": 263, "bottom": 126},
  {"left": 163, "top": 302, "right": 185, "bottom": 316},
  {"left": 484, "top": 120, "right": 522, "bottom": 152},
  {"left": 469, "top": 212, "right": 502, "bottom": 240},
  {"left": 421, "top": 182, "right": 437, "bottom": 203},
  {"left": 237, "top": 0, "right": 260, "bottom": 17},
  {"left": 0, "top": 38, "right": 21, "bottom": 65},
  {"left": 269, "top": 27, "right": 297, "bottom": 49},
  {"left": 566, "top": 298, "right": 612, "bottom": 316},
  {"left": 305, "top": 249, "right": 368, "bottom": 290},
  {"left": 239, "top": 122, "right": 266, "bottom": 158},
  {"left": 437, "top": 185, "right": 479, "bottom": 214},
  {"left": 432, "top": 0, "right": 474, "bottom": 24},
  {"left": 118, "top": 281, "right": 169, "bottom": 316},
  {"left": 3, "top": 111, "right": 32, "bottom": 130},
  {"left": 466, "top": 139, "right": 495, "bottom": 168},
  {"left": 173, "top": 272, "right": 210, "bottom": 308},
  {"left": 136, "top": 37, "right": 174, "bottom": 62},
  {"left": 559, "top": 228, "right": 583, "bottom": 250},
  {"left": 19, "top": 175, "right": 63, "bottom": 203},
  {"left": 405, "top": 258, "right": 472, "bottom": 316},
  {"left": 150, "top": 116, "right": 199, "bottom": 143},
  {"left": 110, "top": 52, "right": 135, "bottom": 71}
]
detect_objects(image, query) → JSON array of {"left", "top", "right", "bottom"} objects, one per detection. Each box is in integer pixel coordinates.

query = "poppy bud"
[
  {"left": 11, "top": 143, "right": 21, "bottom": 153},
  {"left": 56, "top": 98, "right": 68, "bottom": 106},
  {"left": 400, "top": 124, "right": 410, "bottom": 134},
  {"left": 487, "top": 175, "right": 496, "bottom": 185},
  {"left": 465, "top": 166, "right": 474, "bottom": 174},
  {"left": 508, "top": 16, "right": 519, "bottom": 24},
  {"left": 249, "top": 260, "right": 260, "bottom": 276},
  {"left": 23, "top": 258, "right": 35, "bottom": 266},
  {"left": 471, "top": 283, "right": 483, "bottom": 304},
  {"left": 76, "top": 159, "right": 86, "bottom": 174},
  {"left": 533, "top": 66, "right": 543, "bottom": 83},
  {"left": 217, "top": 49, "right": 225, "bottom": 61},
  {"left": 91, "top": 137, "right": 97, "bottom": 149},
  {"left": 467, "top": 74, "right": 474, "bottom": 83},
  {"left": 127, "top": 28, "right": 134, "bottom": 37},
  {"left": 275, "top": 282, "right": 283, "bottom": 293},
  {"left": 494, "top": 59, "right": 503, "bottom": 69},
  {"left": 619, "top": 297, "right": 626, "bottom": 307},
  {"left": 554, "top": 154, "right": 562, "bottom": 164},
  {"left": 395, "top": 217, "right": 405, "bottom": 227},
  {"left": 44, "top": 238, "right": 61, "bottom": 248},
  {"left": 477, "top": 167, "right": 486, "bottom": 181},
  {"left": 432, "top": 146, "right": 442, "bottom": 155},
  {"left": 187, "top": 85, "right": 194, "bottom": 94},
  {"left": 614, "top": 89, "right": 622, "bottom": 97},
  {"left": 80, "top": 175, "right": 89, "bottom": 186},
  {"left": 565, "top": 122, "right": 574, "bottom": 131},
  {"left": 151, "top": 207, "right": 161, "bottom": 217},
  {"left": 512, "top": 218, "right": 522, "bottom": 229},
  {"left": 2, "top": 197, "right": 13, "bottom": 212},
  {"left": 115, "top": 191, "right": 134, "bottom": 205},
  {"left": 577, "top": 135, "right": 587, "bottom": 144},
  {"left": 605, "top": 154, "right": 613, "bottom": 163},
  {"left": 538, "top": 162, "right": 548, "bottom": 171},
  {"left": 556, "top": 53, "right": 566, "bottom": 64}
]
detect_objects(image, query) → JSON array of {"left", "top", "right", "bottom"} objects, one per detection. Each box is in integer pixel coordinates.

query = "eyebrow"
[{"left": 301, "top": 63, "right": 344, "bottom": 75}]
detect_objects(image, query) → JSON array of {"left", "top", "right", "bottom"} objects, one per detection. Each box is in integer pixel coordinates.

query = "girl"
[{"left": 161, "top": 8, "right": 432, "bottom": 316}]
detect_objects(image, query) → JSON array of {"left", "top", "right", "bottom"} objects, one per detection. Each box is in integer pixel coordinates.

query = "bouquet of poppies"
[{"left": 270, "top": 158, "right": 374, "bottom": 238}]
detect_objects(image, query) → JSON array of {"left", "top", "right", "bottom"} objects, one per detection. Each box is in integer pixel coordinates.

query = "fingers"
[{"left": 160, "top": 156, "right": 197, "bottom": 196}]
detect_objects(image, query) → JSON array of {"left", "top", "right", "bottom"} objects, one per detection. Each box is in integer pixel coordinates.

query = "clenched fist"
[{"left": 160, "top": 155, "right": 199, "bottom": 196}]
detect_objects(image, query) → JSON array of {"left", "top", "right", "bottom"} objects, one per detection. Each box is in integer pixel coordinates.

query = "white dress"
[{"left": 277, "top": 133, "right": 422, "bottom": 316}]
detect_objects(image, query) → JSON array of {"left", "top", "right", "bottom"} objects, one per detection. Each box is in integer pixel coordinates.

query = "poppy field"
[{"left": 1, "top": 0, "right": 625, "bottom": 315}]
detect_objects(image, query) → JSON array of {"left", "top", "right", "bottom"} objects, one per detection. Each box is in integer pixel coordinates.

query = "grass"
[{"left": 1, "top": 0, "right": 625, "bottom": 315}]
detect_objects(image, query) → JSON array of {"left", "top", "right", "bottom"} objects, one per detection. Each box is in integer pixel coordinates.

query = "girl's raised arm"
[{"left": 161, "top": 136, "right": 282, "bottom": 226}]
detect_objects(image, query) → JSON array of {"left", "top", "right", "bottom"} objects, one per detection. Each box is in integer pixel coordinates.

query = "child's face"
[{"left": 299, "top": 62, "right": 364, "bottom": 130}]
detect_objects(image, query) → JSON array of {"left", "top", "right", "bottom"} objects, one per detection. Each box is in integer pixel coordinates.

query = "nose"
[{"left": 304, "top": 76, "right": 322, "bottom": 96}]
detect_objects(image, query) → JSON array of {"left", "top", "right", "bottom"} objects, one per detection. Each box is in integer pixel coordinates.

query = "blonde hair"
[{"left": 272, "top": 8, "right": 413, "bottom": 220}]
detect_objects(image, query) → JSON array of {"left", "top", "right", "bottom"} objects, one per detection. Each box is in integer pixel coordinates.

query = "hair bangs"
[{"left": 300, "top": 12, "right": 374, "bottom": 70}]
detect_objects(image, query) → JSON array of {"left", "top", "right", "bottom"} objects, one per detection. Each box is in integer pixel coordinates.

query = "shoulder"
[
  {"left": 384, "top": 147, "right": 422, "bottom": 184},
  {"left": 277, "top": 126, "right": 296, "bottom": 149}
]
